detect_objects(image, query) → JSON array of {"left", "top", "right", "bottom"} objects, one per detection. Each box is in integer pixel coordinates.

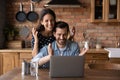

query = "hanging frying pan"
[
  {"left": 27, "top": 3, "right": 38, "bottom": 22},
  {"left": 16, "top": 3, "right": 26, "bottom": 22},
  {"left": 31, "top": 0, "right": 40, "bottom": 2}
]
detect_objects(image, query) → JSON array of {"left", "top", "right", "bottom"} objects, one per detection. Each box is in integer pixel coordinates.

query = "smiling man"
[{"left": 31, "top": 21, "right": 88, "bottom": 68}]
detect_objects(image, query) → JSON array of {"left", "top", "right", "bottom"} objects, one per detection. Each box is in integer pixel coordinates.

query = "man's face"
[{"left": 53, "top": 27, "right": 68, "bottom": 47}]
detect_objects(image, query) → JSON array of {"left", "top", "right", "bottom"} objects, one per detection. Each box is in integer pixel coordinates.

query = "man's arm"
[
  {"left": 31, "top": 43, "right": 53, "bottom": 66},
  {"left": 38, "top": 43, "right": 53, "bottom": 66}
]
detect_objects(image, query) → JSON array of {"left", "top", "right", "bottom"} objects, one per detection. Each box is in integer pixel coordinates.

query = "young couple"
[{"left": 31, "top": 8, "right": 88, "bottom": 68}]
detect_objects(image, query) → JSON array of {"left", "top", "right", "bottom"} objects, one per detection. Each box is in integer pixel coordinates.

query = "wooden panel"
[
  {"left": 88, "top": 63, "right": 120, "bottom": 70},
  {"left": 85, "top": 49, "right": 109, "bottom": 64},
  {"left": 0, "top": 54, "right": 3, "bottom": 75},
  {"left": 19, "top": 52, "right": 32, "bottom": 67},
  {"left": 0, "top": 50, "right": 32, "bottom": 75},
  {"left": 2, "top": 53, "right": 19, "bottom": 74},
  {"left": 20, "top": 52, "right": 32, "bottom": 59},
  {"left": 91, "top": 0, "right": 120, "bottom": 22},
  {"left": 109, "top": 58, "right": 120, "bottom": 64},
  {"left": 85, "top": 53, "right": 108, "bottom": 59}
]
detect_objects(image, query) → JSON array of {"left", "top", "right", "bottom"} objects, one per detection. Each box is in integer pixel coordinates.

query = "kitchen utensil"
[
  {"left": 27, "top": 3, "right": 38, "bottom": 22},
  {"left": 31, "top": 0, "right": 40, "bottom": 2},
  {"left": 19, "top": 26, "right": 30, "bottom": 39},
  {"left": 16, "top": 3, "right": 26, "bottom": 22},
  {"left": 22, "top": 60, "right": 30, "bottom": 75},
  {"left": 30, "top": 61, "right": 38, "bottom": 76}
]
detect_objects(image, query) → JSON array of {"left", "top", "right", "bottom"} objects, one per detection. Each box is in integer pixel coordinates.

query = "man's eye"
[
  {"left": 45, "top": 20, "right": 48, "bottom": 22},
  {"left": 58, "top": 34, "right": 61, "bottom": 36}
]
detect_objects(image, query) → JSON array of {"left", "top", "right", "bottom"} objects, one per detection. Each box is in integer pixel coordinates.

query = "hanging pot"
[
  {"left": 27, "top": 3, "right": 38, "bottom": 22},
  {"left": 16, "top": 3, "right": 26, "bottom": 22},
  {"left": 31, "top": 0, "right": 40, "bottom": 2}
]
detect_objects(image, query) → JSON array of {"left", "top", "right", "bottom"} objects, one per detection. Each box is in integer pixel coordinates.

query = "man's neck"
[{"left": 57, "top": 43, "right": 66, "bottom": 48}]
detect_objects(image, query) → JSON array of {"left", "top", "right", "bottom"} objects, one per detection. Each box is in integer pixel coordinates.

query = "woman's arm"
[
  {"left": 68, "top": 26, "right": 75, "bottom": 41},
  {"left": 31, "top": 28, "right": 39, "bottom": 57}
]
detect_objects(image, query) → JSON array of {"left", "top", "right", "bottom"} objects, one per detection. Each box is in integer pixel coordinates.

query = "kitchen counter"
[
  {"left": 85, "top": 49, "right": 109, "bottom": 63},
  {"left": 86, "top": 48, "right": 109, "bottom": 54},
  {"left": 0, "top": 68, "right": 120, "bottom": 80},
  {"left": 0, "top": 48, "right": 32, "bottom": 53},
  {"left": 0, "top": 48, "right": 108, "bottom": 53}
]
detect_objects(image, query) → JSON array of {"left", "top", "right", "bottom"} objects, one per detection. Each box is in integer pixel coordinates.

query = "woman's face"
[{"left": 41, "top": 14, "right": 55, "bottom": 32}]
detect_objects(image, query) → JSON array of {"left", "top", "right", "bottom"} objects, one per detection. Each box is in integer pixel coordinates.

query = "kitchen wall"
[
  {"left": 0, "top": 0, "right": 6, "bottom": 48},
  {"left": 5, "top": 0, "right": 120, "bottom": 48}
]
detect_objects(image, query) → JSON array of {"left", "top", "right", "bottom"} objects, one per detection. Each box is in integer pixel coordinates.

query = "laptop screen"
[{"left": 49, "top": 56, "right": 85, "bottom": 78}]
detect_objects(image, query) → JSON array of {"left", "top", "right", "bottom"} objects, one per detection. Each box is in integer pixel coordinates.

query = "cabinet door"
[
  {"left": 85, "top": 53, "right": 108, "bottom": 63},
  {"left": 2, "top": 53, "right": 19, "bottom": 74},
  {"left": 19, "top": 52, "right": 32, "bottom": 67},
  {"left": 118, "top": 0, "right": 120, "bottom": 21},
  {"left": 105, "top": 0, "right": 120, "bottom": 22},
  {"left": 91, "top": 0, "right": 120, "bottom": 22},
  {"left": 0, "top": 54, "right": 3, "bottom": 75},
  {"left": 91, "top": 0, "right": 105, "bottom": 22}
]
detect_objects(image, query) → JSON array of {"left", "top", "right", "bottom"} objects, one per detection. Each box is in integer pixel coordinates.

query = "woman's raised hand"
[
  {"left": 32, "top": 27, "right": 38, "bottom": 42},
  {"left": 71, "top": 26, "right": 75, "bottom": 37}
]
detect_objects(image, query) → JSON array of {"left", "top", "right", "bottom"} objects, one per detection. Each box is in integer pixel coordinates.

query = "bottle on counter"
[
  {"left": 21, "top": 60, "right": 30, "bottom": 75},
  {"left": 21, "top": 60, "right": 25, "bottom": 75},
  {"left": 84, "top": 41, "right": 89, "bottom": 49}
]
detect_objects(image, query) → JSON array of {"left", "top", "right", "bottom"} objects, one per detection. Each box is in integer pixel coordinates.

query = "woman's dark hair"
[
  {"left": 53, "top": 21, "right": 69, "bottom": 33},
  {"left": 37, "top": 8, "right": 56, "bottom": 31},
  {"left": 39, "top": 8, "right": 56, "bottom": 21}
]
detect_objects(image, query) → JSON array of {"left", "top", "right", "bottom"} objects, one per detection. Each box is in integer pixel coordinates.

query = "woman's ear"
[
  {"left": 53, "top": 32, "right": 56, "bottom": 37},
  {"left": 40, "top": 20, "right": 44, "bottom": 25}
]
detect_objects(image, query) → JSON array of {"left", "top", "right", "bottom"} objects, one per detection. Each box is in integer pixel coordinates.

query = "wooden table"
[{"left": 0, "top": 68, "right": 120, "bottom": 80}]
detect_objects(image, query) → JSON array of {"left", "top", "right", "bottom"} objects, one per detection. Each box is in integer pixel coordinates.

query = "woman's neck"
[{"left": 41, "top": 31, "right": 52, "bottom": 37}]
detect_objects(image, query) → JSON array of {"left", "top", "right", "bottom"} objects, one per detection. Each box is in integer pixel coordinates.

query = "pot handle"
[
  {"left": 30, "top": 3, "right": 33, "bottom": 11},
  {"left": 20, "top": 3, "right": 23, "bottom": 11}
]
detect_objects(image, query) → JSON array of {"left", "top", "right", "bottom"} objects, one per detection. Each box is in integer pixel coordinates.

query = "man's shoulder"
[
  {"left": 67, "top": 40, "right": 79, "bottom": 48},
  {"left": 68, "top": 40, "right": 78, "bottom": 44},
  {"left": 51, "top": 41, "right": 57, "bottom": 48}
]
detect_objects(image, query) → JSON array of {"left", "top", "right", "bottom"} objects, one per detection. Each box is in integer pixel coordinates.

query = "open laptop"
[{"left": 49, "top": 56, "right": 85, "bottom": 78}]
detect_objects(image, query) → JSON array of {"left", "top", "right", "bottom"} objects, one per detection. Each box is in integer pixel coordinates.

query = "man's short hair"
[{"left": 53, "top": 21, "right": 69, "bottom": 33}]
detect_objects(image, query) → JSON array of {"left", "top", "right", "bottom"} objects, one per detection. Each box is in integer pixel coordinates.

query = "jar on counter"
[
  {"left": 96, "top": 44, "right": 102, "bottom": 49},
  {"left": 84, "top": 41, "right": 89, "bottom": 49}
]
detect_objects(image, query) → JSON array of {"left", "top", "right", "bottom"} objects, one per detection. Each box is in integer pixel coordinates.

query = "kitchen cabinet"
[
  {"left": 0, "top": 49, "right": 109, "bottom": 75},
  {"left": 85, "top": 49, "right": 109, "bottom": 63},
  {"left": 0, "top": 49, "right": 32, "bottom": 75},
  {"left": 109, "top": 58, "right": 120, "bottom": 64},
  {"left": 0, "top": 54, "right": 2, "bottom": 75},
  {"left": 19, "top": 52, "right": 32, "bottom": 67},
  {"left": 0, "top": 52, "right": 19, "bottom": 75},
  {"left": 91, "top": 0, "right": 120, "bottom": 22}
]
